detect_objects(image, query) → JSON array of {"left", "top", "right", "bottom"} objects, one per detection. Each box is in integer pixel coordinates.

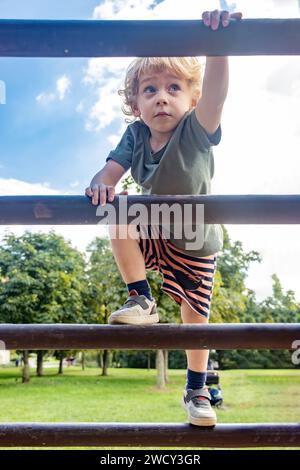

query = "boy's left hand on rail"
[{"left": 202, "top": 10, "right": 243, "bottom": 30}]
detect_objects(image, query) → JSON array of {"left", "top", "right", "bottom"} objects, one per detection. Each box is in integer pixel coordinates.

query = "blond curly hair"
[{"left": 118, "top": 57, "right": 203, "bottom": 123}]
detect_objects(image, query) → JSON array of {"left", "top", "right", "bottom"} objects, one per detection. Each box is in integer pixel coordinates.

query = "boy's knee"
[
  {"left": 181, "top": 300, "right": 209, "bottom": 324},
  {"left": 109, "top": 224, "right": 140, "bottom": 242}
]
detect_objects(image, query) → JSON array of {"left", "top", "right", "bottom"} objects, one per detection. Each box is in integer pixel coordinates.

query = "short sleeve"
[
  {"left": 188, "top": 109, "right": 222, "bottom": 151},
  {"left": 105, "top": 127, "right": 133, "bottom": 171},
  {"left": 206, "top": 125, "right": 222, "bottom": 146}
]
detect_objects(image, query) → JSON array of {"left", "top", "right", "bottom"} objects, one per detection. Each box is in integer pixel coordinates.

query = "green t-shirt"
[{"left": 106, "top": 109, "right": 223, "bottom": 257}]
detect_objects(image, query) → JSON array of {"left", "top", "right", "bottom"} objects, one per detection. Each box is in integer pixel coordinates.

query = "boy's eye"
[
  {"left": 144, "top": 86, "right": 156, "bottom": 93},
  {"left": 143, "top": 84, "right": 180, "bottom": 93}
]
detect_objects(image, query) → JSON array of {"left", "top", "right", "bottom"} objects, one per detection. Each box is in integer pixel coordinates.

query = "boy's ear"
[
  {"left": 191, "top": 91, "right": 201, "bottom": 108},
  {"left": 132, "top": 102, "right": 141, "bottom": 117}
]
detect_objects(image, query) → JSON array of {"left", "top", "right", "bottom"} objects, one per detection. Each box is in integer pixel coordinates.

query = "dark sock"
[
  {"left": 127, "top": 279, "right": 153, "bottom": 301},
  {"left": 186, "top": 368, "right": 207, "bottom": 390}
]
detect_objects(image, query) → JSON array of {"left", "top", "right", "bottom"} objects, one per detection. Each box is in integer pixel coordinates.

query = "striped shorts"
[{"left": 137, "top": 225, "right": 218, "bottom": 318}]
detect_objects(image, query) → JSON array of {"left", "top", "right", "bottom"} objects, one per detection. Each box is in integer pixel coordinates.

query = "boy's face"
[{"left": 133, "top": 70, "right": 197, "bottom": 136}]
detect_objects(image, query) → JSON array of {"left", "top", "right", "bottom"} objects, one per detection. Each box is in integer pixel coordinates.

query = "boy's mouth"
[{"left": 155, "top": 112, "right": 170, "bottom": 117}]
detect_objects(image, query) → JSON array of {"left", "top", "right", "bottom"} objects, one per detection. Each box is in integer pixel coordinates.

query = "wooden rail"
[
  {"left": 0, "top": 423, "right": 299, "bottom": 447},
  {"left": 0, "top": 19, "right": 300, "bottom": 57},
  {"left": 1, "top": 195, "right": 300, "bottom": 225},
  {"left": 0, "top": 323, "right": 299, "bottom": 350}
]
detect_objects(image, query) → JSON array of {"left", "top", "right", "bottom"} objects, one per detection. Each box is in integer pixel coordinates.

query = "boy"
[{"left": 86, "top": 10, "right": 243, "bottom": 426}]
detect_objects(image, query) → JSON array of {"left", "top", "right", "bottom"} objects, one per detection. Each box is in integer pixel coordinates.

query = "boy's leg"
[
  {"left": 109, "top": 224, "right": 146, "bottom": 283},
  {"left": 181, "top": 298, "right": 216, "bottom": 426},
  {"left": 108, "top": 225, "right": 158, "bottom": 325},
  {"left": 180, "top": 298, "right": 209, "bottom": 372}
]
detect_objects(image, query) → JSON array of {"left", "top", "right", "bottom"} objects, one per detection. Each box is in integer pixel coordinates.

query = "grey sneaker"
[
  {"left": 182, "top": 387, "right": 217, "bottom": 427},
  {"left": 108, "top": 289, "right": 159, "bottom": 325}
]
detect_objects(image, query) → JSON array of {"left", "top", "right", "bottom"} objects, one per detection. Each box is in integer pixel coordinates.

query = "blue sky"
[
  {"left": 1, "top": 0, "right": 300, "bottom": 302},
  {"left": 0, "top": 0, "right": 114, "bottom": 191}
]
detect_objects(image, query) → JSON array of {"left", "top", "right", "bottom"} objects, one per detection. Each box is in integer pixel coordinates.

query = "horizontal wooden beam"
[
  {"left": 1, "top": 195, "right": 300, "bottom": 225},
  {"left": 0, "top": 423, "right": 299, "bottom": 447},
  {"left": 0, "top": 324, "right": 299, "bottom": 350},
  {"left": 0, "top": 19, "right": 300, "bottom": 57}
]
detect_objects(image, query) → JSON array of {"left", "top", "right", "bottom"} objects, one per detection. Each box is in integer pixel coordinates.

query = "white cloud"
[
  {"left": 80, "top": 0, "right": 164, "bottom": 133},
  {"left": 265, "top": 60, "right": 300, "bottom": 99},
  {"left": 107, "top": 122, "right": 127, "bottom": 148},
  {"left": 225, "top": 224, "right": 300, "bottom": 302},
  {"left": 36, "top": 74, "right": 71, "bottom": 105},
  {"left": 36, "top": 92, "right": 56, "bottom": 105},
  {"left": 213, "top": 53, "right": 300, "bottom": 301},
  {"left": 216, "top": 55, "right": 300, "bottom": 192},
  {"left": 82, "top": 0, "right": 300, "bottom": 135},
  {"left": 0, "top": 178, "right": 108, "bottom": 255},
  {"left": 0, "top": 178, "right": 61, "bottom": 196},
  {"left": 93, "top": 0, "right": 157, "bottom": 20},
  {"left": 76, "top": 100, "right": 85, "bottom": 113},
  {"left": 69, "top": 180, "right": 80, "bottom": 188},
  {"left": 234, "top": 0, "right": 299, "bottom": 17},
  {"left": 82, "top": 0, "right": 216, "bottom": 132},
  {"left": 81, "top": 57, "right": 132, "bottom": 131},
  {"left": 56, "top": 75, "right": 71, "bottom": 101}
]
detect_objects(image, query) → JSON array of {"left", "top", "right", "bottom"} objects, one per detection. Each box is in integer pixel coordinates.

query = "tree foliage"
[
  {"left": 0, "top": 230, "right": 86, "bottom": 381},
  {"left": 1, "top": 223, "right": 299, "bottom": 377}
]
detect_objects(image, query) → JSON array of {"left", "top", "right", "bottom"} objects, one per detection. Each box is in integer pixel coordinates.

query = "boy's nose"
[{"left": 156, "top": 94, "right": 168, "bottom": 104}]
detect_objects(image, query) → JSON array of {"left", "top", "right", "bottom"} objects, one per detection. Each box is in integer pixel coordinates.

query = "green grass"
[{"left": 0, "top": 366, "right": 299, "bottom": 450}]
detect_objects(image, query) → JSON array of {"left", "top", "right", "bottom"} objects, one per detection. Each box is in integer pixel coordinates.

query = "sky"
[{"left": 0, "top": 0, "right": 300, "bottom": 303}]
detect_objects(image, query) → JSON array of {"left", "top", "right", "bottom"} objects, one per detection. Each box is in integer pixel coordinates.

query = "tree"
[
  {"left": 210, "top": 226, "right": 262, "bottom": 323},
  {"left": 211, "top": 273, "right": 300, "bottom": 369},
  {"left": 0, "top": 231, "right": 86, "bottom": 381},
  {"left": 258, "top": 274, "right": 300, "bottom": 324},
  {"left": 85, "top": 237, "right": 126, "bottom": 375},
  {"left": 211, "top": 226, "right": 262, "bottom": 368}
]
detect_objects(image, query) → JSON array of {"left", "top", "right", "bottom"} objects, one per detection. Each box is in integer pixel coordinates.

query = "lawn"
[{"left": 0, "top": 366, "right": 299, "bottom": 450}]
